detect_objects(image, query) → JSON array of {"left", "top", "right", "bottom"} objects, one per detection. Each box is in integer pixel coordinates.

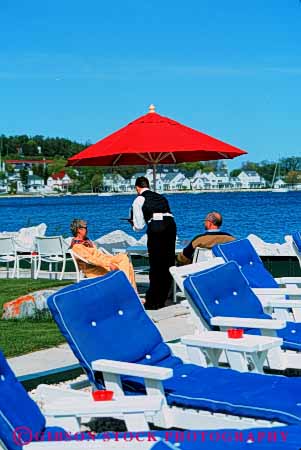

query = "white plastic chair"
[
  {"left": 0, "top": 237, "right": 17, "bottom": 278},
  {"left": 69, "top": 248, "right": 89, "bottom": 282},
  {"left": 192, "top": 246, "right": 214, "bottom": 263},
  {"left": 35, "top": 236, "right": 70, "bottom": 280},
  {"left": 70, "top": 246, "right": 114, "bottom": 282}
]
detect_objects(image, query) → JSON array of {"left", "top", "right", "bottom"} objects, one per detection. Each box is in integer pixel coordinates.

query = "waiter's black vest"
[{"left": 140, "top": 190, "right": 171, "bottom": 223}]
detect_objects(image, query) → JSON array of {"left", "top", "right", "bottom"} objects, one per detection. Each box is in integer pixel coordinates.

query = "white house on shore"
[
  {"left": 237, "top": 171, "right": 266, "bottom": 189},
  {"left": 103, "top": 173, "right": 131, "bottom": 192},
  {"left": 26, "top": 175, "right": 45, "bottom": 193},
  {"left": 103, "top": 168, "right": 268, "bottom": 192},
  {"left": 46, "top": 171, "right": 73, "bottom": 192}
]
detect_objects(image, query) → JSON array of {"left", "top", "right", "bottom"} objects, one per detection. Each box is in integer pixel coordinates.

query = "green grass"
[{"left": 0, "top": 279, "right": 71, "bottom": 357}]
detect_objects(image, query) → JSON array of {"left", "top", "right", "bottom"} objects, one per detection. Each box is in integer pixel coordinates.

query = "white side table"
[{"left": 182, "top": 332, "right": 283, "bottom": 373}]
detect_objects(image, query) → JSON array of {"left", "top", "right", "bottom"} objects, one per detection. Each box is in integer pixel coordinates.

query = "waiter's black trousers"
[{"left": 145, "top": 217, "right": 177, "bottom": 310}]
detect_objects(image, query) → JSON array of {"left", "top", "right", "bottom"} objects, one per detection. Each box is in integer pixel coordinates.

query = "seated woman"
[{"left": 70, "top": 219, "right": 137, "bottom": 291}]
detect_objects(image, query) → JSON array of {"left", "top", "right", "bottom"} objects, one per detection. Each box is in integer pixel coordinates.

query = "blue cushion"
[
  {"left": 47, "top": 272, "right": 182, "bottom": 388},
  {"left": 292, "top": 232, "right": 301, "bottom": 253},
  {"left": 0, "top": 350, "right": 46, "bottom": 450},
  {"left": 183, "top": 261, "right": 269, "bottom": 326},
  {"left": 48, "top": 271, "right": 301, "bottom": 425},
  {"left": 212, "top": 239, "right": 278, "bottom": 288},
  {"left": 184, "top": 261, "right": 301, "bottom": 352}
]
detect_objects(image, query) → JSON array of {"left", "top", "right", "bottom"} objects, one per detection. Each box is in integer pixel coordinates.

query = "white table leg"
[
  {"left": 203, "top": 348, "right": 223, "bottom": 367},
  {"left": 248, "top": 351, "right": 268, "bottom": 373},
  {"left": 225, "top": 350, "right": 249, "bottom": 372}
]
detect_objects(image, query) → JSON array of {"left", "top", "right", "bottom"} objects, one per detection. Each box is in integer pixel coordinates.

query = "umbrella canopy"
[{"left": 68, "top": 105, "right": 247, "bottom": 190}]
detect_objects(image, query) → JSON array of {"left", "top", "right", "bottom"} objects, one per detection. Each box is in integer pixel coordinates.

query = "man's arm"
[
  {"left": 177, "top": 241, "right": 194, "bottom": 265},
  {"left": 132, "top": 196, "right": 146, "bottom": 231},
  {"left": 177, "top": 233, "right": 208, "bottom": 265}
]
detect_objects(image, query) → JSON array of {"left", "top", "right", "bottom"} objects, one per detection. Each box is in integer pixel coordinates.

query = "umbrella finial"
[{"left": 148, "top": 104, "right": 156, "bottom": 113}]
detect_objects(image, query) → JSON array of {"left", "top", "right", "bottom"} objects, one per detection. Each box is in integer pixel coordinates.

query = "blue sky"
[{"left": 0, "top": 0, "right": 300, "bottom": 168}]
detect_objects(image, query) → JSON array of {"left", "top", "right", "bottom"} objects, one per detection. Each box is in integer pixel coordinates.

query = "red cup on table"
[
  {"left": 92, "top": 390, "right": 114, "bottom": 401},
  {"left": 227, "top": 329, "right": 244, "bottom": 339}
]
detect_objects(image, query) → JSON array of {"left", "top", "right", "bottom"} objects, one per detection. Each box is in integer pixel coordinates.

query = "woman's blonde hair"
[{"left": 70, "top": 219, "right": 87, "bottom": 236}]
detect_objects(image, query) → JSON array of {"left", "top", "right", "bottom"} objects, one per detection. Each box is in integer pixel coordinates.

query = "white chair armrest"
[
  {"left": 262, "top": 298, "right": 301, "bottom": 309},
  {"left": 210, "top": 316, "right": 285, "bottom": 330},
  {"left": 253, "top": 287, "right": 301, "bottom": 297},
  {"left": 92, "top": 359, "right": 173, "bottom": 380},
  {"left": 44, "top": 395, "right": 163, "bottom": 417},
  {"left": 276, "top": 277, "right": 301, "bottom": 285},
  {"left": 169, "top": 258, "right": 224, "bottom": 292}
]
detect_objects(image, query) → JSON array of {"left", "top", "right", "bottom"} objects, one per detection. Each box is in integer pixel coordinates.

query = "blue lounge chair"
[
  {"left": 2, "top": 349, "right": 301, "bottom": 450},
  {"left": 47, "top": 271, "right": 301, "bottom": 429},
  {"left": 212, "top": 238, "right": 301, "bottom": 322},
  {"left": 182, "top": 261, "right": 301, "bottom": 371},
  {"left": 212, "top": 238, "right": 301, "bottom": 288}
]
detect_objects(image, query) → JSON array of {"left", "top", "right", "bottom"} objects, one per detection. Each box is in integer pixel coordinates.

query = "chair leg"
[
  {"left": 59, "top": 258, "right": 66, "bottom": 281},
  {"left": 35, "top": 258, "right": 41, "bottom": 280},
  {"left": 13, "top": 258, "right": 18, "bottom": 279},
  {"left": 6, "top": 262, "right": 9, "bottom": 279}
]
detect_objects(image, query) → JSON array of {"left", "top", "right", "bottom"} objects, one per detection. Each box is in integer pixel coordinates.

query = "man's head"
[
  {"left": 204, "top": 211, "right": 222, "bottom": 230},
  {"left": 135, "top": 176, "right": 150, "bottom": 194},
  {"left": 70, "top": 219, "right": 88, "bottom": 238}
]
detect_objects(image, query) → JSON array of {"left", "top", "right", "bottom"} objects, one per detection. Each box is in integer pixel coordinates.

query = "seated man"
[
  {"left": 177, "top": 211, "right": 235, "bottom": 265},
  {"left": 70, "top": 219, "right": 137, "bottom": 291}
]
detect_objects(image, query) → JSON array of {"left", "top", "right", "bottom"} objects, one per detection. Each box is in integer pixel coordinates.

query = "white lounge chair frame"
[
  {"left": 170, "top": 260, "right": 301, "bottom": 371},
  {"left": 35, "top": 356, "right": 287, "bottom": 431},
  {"left": 33, "top": 384, "right": 163, "bottom": 433}
]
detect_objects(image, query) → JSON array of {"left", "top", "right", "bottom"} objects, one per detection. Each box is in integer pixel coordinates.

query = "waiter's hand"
[{"left": 109, "top": 263, "right": 119, "bottom": 271}]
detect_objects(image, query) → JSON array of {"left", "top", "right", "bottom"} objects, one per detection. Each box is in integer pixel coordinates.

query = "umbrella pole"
[{"left": 152, "top": 164, "right": 157, "bottom": 192}]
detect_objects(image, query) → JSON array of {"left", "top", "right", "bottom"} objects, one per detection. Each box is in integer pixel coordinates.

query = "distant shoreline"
[{"left": 0, "top": 188, "right": 300, "bottom": 199}]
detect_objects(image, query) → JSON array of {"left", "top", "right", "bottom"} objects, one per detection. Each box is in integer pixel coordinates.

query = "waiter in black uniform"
[{"left": 131, "top": 176, "right": 177, "bottom": 310}]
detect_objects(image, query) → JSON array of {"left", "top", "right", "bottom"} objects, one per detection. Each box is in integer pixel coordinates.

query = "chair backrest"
[
  {"left": 170, "top": 258, "right": 225, "bottom": 294},
  {"left": 47, "top": 271, "right": 181, "bottom": 388},
  {"left": 292, "top": 232, "right": 301, "bottom": 254},
  {"left": 183, "top": 261, "right": 270, "bottom": 329},
  {"left": 192, "top": 247, "right": 213, "bottom": 263},
  {"left": 0, "top": 351, "right": 45, "bottom": 450},
  {"left": 0, "top": 238, "right": 16, "bottom": 256},
  {"left": 35, "top": 236, "right": 64, "bottom": 256},
  {"left": 212, "top": 238, "right": 278, "bottom": 288}
]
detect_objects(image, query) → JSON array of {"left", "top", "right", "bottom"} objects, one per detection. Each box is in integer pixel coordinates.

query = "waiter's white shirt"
[{"left": 132, "top": 188, "right": 149, "bottom": 231}]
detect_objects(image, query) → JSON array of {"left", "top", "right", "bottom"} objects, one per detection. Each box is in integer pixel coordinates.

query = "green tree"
[
  {"left": 178, "top": 162, "right": 204, "bottom": 173},
  {"left": 285, "top": 171, "right": 299, "bottom": 185},
  {"left": 230, "top": 169, "right": 241, "bottom": 177},
  {"left": 20, "top": 168, "right": 29, "bottom": 186},
  {"left": 91, "top": 174, "right": 103, "bottom": 192},
  {"left": 5, "top": 163, "right": 15, "bottom": 174},
  {"left": 280, "top": 157, "right": 301, "bottom": 173},
  {"left": 8, "top": 181, "right": 17, "bottom": 194},
  {"left": 48, "top": 158, "right": 67, "bottom": 174}
]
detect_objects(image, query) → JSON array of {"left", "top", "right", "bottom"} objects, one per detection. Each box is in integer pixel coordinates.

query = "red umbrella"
[{"left": 68, "top": 105, "right": 247, "bottom": 190}]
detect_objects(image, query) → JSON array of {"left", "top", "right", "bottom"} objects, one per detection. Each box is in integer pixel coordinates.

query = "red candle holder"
[
  {"left": 92, "top": 390, "right": 114, "bottom": 401},
  {"left": 227, "top": 329, "right": 244, "bottom": 339}
]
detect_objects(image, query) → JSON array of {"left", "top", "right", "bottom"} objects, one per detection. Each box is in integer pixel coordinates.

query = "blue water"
[{"left": 0, "top": 192, "right": 300, "bottom": 243}]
